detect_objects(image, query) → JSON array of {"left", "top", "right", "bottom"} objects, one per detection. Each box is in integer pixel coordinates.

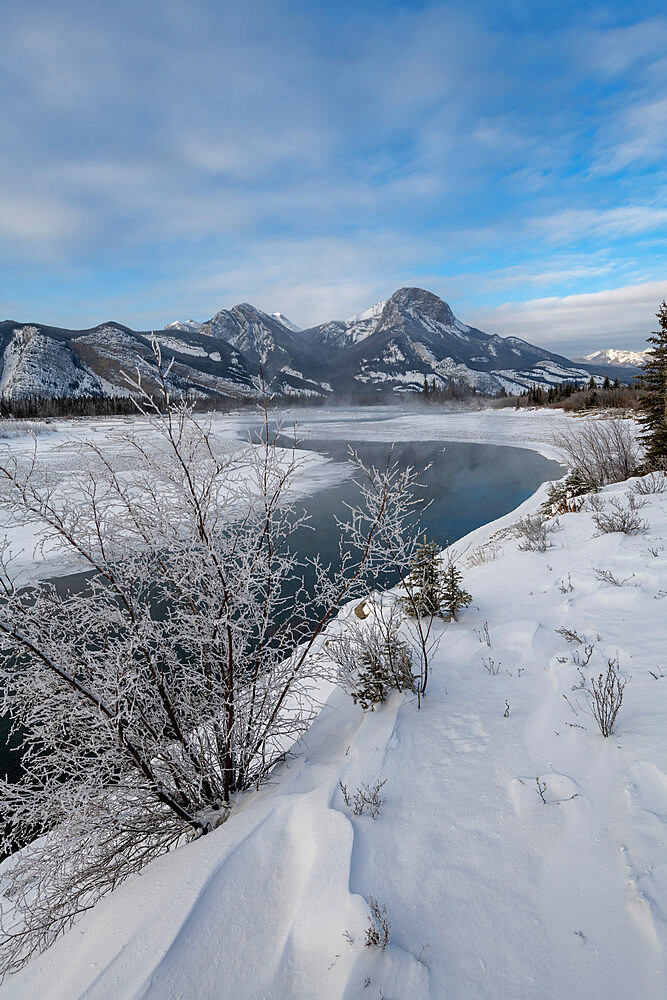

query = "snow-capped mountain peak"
[
  {"left": 345, "top": 300, "right": 387, "bottom": 326},
  {"left": 166, "top": 320, "right": 202, "bottom": 334},
  {"left": 270, "top": 312, "right": 301, "bottom": 333},
  {"left": 576, "top": 348, "right": 649, "bottom": 368}
]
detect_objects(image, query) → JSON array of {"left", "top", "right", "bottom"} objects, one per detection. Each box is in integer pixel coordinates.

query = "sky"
[{"left": 1, "top": 0, "right": 666, "bottom": 356}]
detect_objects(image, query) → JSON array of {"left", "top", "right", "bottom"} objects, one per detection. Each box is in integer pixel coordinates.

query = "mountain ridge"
[{"left": 0, "top": 288, "right": 640, "bottom": 402}]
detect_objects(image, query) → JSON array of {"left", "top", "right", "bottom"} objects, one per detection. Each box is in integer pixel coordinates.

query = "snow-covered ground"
[{"left": 1, "top": 403, "right": 665, "bottom": 1000}]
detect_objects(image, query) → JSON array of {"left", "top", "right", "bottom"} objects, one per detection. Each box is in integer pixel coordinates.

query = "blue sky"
[{"left": 1, "top": 0, "right": 665, "bottom": 354}]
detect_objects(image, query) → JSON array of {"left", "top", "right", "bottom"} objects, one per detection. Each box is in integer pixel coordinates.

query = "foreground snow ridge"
[{"left": 3, "top": 475, "right": 667, "bottom": 1000}]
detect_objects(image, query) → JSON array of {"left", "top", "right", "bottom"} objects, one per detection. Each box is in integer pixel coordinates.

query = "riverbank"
[{"left": 2, "top": 449, "right": 665, "bottom": 998}]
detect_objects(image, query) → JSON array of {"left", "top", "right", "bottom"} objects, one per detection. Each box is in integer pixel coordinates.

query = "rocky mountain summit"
[{"left": 0, "top": 288, "right": 638, "bottom": 401}]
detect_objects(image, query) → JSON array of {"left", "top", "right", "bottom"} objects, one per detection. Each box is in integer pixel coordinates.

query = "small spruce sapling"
[
  {"left": 402, "top": 538, "right": 444, "bottom": 617},
  {"left": 352, "top": 630, "right": 415, "bottom": 711},
  {"left": 441, "top": 558, "right": 473, "bottom": 621}
]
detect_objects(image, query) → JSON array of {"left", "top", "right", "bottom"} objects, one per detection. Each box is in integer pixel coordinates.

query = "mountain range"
[
  {"left": 574, "top": 348, "right": 650, "bottom": 368},
  {"left": 0, "top": 287, "right": 642, "bottom": 402}
]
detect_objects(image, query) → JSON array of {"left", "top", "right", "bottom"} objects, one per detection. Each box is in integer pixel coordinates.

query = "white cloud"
[{"left": 469, "top": 281, "right": 667, "bottom": 355}]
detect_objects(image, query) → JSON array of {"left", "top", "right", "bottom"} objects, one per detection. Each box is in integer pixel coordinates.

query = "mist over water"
[{"left": 279, "top": 436, "right": 563, "bottom": 553}]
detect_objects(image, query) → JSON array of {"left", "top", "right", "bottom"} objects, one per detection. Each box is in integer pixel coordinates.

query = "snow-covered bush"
[
  {"left": 327, "top": 606, "right": 417, "bottom": 711},
  {"left": 364, "top": 896, "right": 390, "bottom": 950},
  {"left": 0, "top": 351, "right": 427, "bottom": 978},
  {"left": 553, "top": 418, "right": 642, "bottom": 487},
  {"left": 514, "top": 513, "right": 558, "bottom": 552},
  {"left": 593, "top": 495, "right": 649, "bottom": 535}
]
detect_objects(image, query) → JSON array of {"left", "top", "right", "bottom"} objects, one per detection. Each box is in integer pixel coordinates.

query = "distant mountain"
[
  {"left": 0, "top": 288, "right": 639, "bottom": 402},
  {"left": 199, "top": 303, "right": 333, "bottom": 395},
  {"left": 300, "top": 287, "right": 599, "bottom": 395},
  {"left": 574, "top": 348, "right": 648, "bottom": 369},
  {"left": 166, "top": 320, "right": 202, "bottom": 334},
  {"left": 0, "top": 320, "right": 256, "bottom": 401}
]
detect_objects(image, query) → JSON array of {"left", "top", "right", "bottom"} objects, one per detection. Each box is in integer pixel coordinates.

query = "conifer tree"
[
  {"left": 403, "top": 539, "right": 444, "bottom": 617},
  {"left": 441, "top": 558, "right": 473, "bottom": 621},
  {"left": 637, "top": 301, "right": 667, "bottom": 467}
]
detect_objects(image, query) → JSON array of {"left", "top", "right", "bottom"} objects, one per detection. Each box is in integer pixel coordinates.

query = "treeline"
[
  {"left": 0, "top": 390, "right": 331, "bottom": 421},
  {"left": 0, "top": 394, "right": 140, "bottom": 419},
  {"left": 514, "top": 375, "right": 640, "bottom": 412},
  {"left": 421, "top": 377, "right": 480, "bottom": 402}
]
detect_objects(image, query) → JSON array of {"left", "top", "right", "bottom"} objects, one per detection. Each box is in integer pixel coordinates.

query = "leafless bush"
[
  {"left": 593, "top": 495, "right": 649, "bottom": 534},
  {"left": 573, "top": 643, "right": 595, "bottom": 667},
  {"left": 558, "top": 573, "right": 574, "bottom": 593},
  {"left": 555, "top": 625, "right": 584, "bottom": 643},
  {"left": 587, "top": 657, "right": 627, "bottom": 737},
  {"left": 467, "top": 541, "right": 500, "bottom": 566},
  {"left": 632, "top": 472, "right": 666, "bottom": 494},
  {"left": 553, "top": 418, "right": 642, "bottom": 487},
  {"left": 365, "top": 897, "right": 390, "bottom": 951},
  {"left": 536, "top": 778, "right": 548, "bottom": 804},
  {"left": 593, "top": 567, "right": 635, "bottom": 587},
  {"left": 514, "top": 514, "right": 559, "bottom": 552},
  {"left": 585, "top": 493, "right": 605, "bottom": 512},
  {"left": 482, "top": 656, "right": 502, "bottom": 675},
  {"left": 339, "top": 778, "right": 387, "bottom": 819},
  {"left": 474, "top": 621, "right": 491, "bottom": 646}
]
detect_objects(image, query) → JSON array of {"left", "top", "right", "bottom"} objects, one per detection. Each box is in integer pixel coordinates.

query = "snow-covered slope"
[
  {"left": 4, "top": 458, "right": 667, "bottom": 1000},
  {"left": 0, "top": 326, "right": 106, "bottom": 399},
  {"left": 0, "top": 321, "right": 257, "bottom": 402},
  {"left": 270, "top": 312, "right": 301, "bottom": 333},
  {"left": 576, "top": 348, "right": 648, "bottom": 369}
]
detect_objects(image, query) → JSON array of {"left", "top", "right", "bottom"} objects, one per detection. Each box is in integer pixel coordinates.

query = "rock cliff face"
[{"left": 0, "top": 288, "right": 635, "bottom": 401}]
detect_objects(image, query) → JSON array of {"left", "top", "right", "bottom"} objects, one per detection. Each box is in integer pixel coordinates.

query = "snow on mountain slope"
[
  {"left": 3, "top": 458, "right": 667, "bottom": 1000},
  {"left": 165, "top": 320, "right": 202, "bottom": 334},
  {"left": 577, "top": 348, "right": 649, "bottom": 368},
  {"left": 0, "top": 326, "right": 105, "bottom": 399},
  {"left": 346, "top": 301, "right": 387, "bottom": 325},
  {"left": 271, "top": 312, "right": 301, "bottom": 332}
]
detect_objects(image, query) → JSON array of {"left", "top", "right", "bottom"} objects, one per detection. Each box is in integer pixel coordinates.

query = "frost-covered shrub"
[
  {"left": 553, "top": 418, "right": 642, "bottom": 487},
  {"left": 593, "top": 495, "right": 649, "bottom": 534},
  {"left": 514, "top": 513, "right": 558, "bottom": 552},
  {"left": 329, "top": 614, "right": 416, "bottom": 711}
]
